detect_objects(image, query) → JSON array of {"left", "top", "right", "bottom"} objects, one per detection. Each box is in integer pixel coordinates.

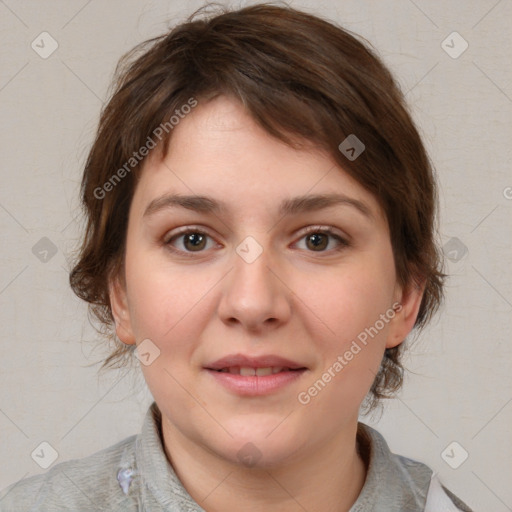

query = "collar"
[
  {"left": 349, "top": 422, "right": 432, "bottom": 511},
  {"left": 135, "top": 402, "right": 204, "bottom": 511},
  {"left": 128, "top": 402, "right": 432, "bottom": 511}
]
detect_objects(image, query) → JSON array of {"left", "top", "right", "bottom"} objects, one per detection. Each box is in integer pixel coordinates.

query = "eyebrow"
[{"left": 143, "top": 193, "right": 373, "bottom": 220}]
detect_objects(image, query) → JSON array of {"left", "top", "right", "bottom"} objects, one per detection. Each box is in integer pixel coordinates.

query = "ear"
[
  {"left": 385, "top": 279, "right": 425, "bottom": 349},
  {"left": 108, "top": 273, "right": 136, "bottom": 345}
]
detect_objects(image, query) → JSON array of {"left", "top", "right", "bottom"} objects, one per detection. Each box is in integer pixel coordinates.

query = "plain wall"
[{"left": 1, "top": 1, "right": 511, "bottom": 510}]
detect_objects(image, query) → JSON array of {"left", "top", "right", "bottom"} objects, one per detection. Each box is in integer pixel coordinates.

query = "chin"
[
  {"left": 222, "top": 414, "right": 295, "bottom": 443},
  {"left": 211, "top": 423, "right": 306, "bottom": 469},
  {"left": 224, "top": 441, "right": 299, "bottom": 470}
]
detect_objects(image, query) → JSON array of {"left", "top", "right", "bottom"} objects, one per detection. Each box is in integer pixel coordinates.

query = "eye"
[
  {"left": 163, "top": 225, "right": 349, "bottom": 257},
  {"left": 294, "top": 226, "right": 349, "bottom": 253},
  {"left": 164, "top": 228, "right": 218, "bottom": 255}
]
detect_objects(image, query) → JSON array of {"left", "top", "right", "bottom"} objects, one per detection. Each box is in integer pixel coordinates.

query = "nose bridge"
[{"left": 218, "top": 235, "right": 290, "bottom": 329}]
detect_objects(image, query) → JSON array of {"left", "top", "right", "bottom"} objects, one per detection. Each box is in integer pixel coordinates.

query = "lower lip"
[{"left": 205, "top": 369, "right": 307, "bottom": 396}]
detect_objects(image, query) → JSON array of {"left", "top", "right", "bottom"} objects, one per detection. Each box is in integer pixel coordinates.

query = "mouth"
[
  {"left": 204, "top": 354, "right": 308, "bottom": 396},
  {"left": 205, "top": 353, "right": 307, "bottom": 372},
  {"left": 212, "top": 366, "right": 305, "bottom": 376}
]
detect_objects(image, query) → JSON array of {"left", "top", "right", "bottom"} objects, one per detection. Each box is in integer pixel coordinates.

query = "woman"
[{"left": 0, "top": 3, "right": 474, "bottom": 511}]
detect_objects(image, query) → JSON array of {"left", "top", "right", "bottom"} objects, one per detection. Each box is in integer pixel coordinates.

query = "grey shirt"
[{"left": 0, "top": 402, "right": 473, "bottom": 511}]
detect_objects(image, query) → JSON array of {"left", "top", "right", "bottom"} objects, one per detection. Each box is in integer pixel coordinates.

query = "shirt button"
[{"left": 117, "top": 467, "right": 135, "bottom": 494}]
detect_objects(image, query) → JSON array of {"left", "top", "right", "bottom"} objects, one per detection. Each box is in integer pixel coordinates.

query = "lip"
[
  {"left": 204, "top": 353, "right": 306, "bottom": 371},
  {"left": 205, "top": 368, "right": 307, "bottom": 396},
  {"left": 204, "top": 353, "right": 308, "bottom": 396}
]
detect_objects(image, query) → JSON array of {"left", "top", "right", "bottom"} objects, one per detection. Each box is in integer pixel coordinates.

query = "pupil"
[
  {"left": 308, "top": 233, "right": 327, "bottom": 250},
  {"left": 186, "top": 233, "right": 205, "bottom": 251}
]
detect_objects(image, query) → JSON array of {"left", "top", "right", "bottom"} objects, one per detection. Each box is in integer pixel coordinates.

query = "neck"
[{"left": 161, "top": 419, "right": 367, "bottom": 512}]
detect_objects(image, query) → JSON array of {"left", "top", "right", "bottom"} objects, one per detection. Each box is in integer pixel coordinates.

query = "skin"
[{"left": 110, "top": 95, "right": 423, "bottom": 512}]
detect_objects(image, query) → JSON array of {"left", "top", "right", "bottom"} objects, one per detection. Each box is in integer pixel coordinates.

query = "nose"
[{"left": 217, "top": 240, "right": 292, "bottom": 333}]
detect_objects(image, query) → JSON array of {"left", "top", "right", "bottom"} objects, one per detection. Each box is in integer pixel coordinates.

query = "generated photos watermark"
[
  {"left": 93, "top": 97, "right": 198, "bottom": 200},
  {"left": 297, "top": 302, "right": 402, "bottom": 405}
]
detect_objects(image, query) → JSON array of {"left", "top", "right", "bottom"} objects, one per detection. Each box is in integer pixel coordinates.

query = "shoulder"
[
  {"left": 425, "top": 474, "right": 475, "bottom": 512},
  {"left": 355, "top": 423, "right": 474, "bottom": 511},
  {"left": 0, "top": 435, "right": 138, "bottom": 512},
  {"left": 356, "top": 422, "right": 434, "bottom": 506}
]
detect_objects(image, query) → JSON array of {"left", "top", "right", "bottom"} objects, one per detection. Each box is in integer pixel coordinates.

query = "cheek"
[
  {"left": 300, "top": 252, "right": 396, "bottom": 403},
  {"left": 124, "top": 248, "right": 217, "bottom": 344},
  {"left": 303, "top": 281, "right": 392, "bottom": 417},
  {"left": 311, "top": 259, "right": 396, "bottom": 343}
]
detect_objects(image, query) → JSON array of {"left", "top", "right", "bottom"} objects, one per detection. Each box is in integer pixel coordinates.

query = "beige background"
[{"left": 1, "top": 0, "right": 511, "bottom": 510}]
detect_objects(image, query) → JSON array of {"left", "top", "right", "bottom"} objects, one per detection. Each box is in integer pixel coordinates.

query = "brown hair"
[{"left": 70, "top": 2, "right": 445, "bottom": 413}]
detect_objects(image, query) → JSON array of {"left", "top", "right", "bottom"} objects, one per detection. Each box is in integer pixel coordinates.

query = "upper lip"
[{"left": 205, "top": 354, "right": 307, "bottom": 371}]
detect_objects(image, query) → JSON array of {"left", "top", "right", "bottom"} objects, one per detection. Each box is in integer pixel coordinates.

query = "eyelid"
[
  {"left": 163, "top": 225, "right": 219, "bottom": 258},
  {"left": 163, "top": 225, "right": 214, "bottom": 243},
  {"left": 293, "top": 224, "right": 350, "bottom": 249},
  {"left": 297, "top": 224, "right": 347, "bottom": 238}
]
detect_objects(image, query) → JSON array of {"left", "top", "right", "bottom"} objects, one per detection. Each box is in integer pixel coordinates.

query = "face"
[{"left": 110, "top": 95, "right": 422, "bottom": 469}]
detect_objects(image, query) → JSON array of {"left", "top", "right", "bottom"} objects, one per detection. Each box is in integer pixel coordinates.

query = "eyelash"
[{"left": 163, "top": 225, "right": 349, "bottom": 258}]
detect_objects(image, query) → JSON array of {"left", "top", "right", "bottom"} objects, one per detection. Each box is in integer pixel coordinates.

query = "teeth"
[
  {"left": 217, "top": 366, "right": 291, "bottom": 376},
  {"left": 255, "top": 367, "right": 272, "bottom": 377}
]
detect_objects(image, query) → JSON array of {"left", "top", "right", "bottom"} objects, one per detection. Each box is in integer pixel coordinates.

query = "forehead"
[{"left": 132, "top": 95, "right": 385, "bottom": 224}]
